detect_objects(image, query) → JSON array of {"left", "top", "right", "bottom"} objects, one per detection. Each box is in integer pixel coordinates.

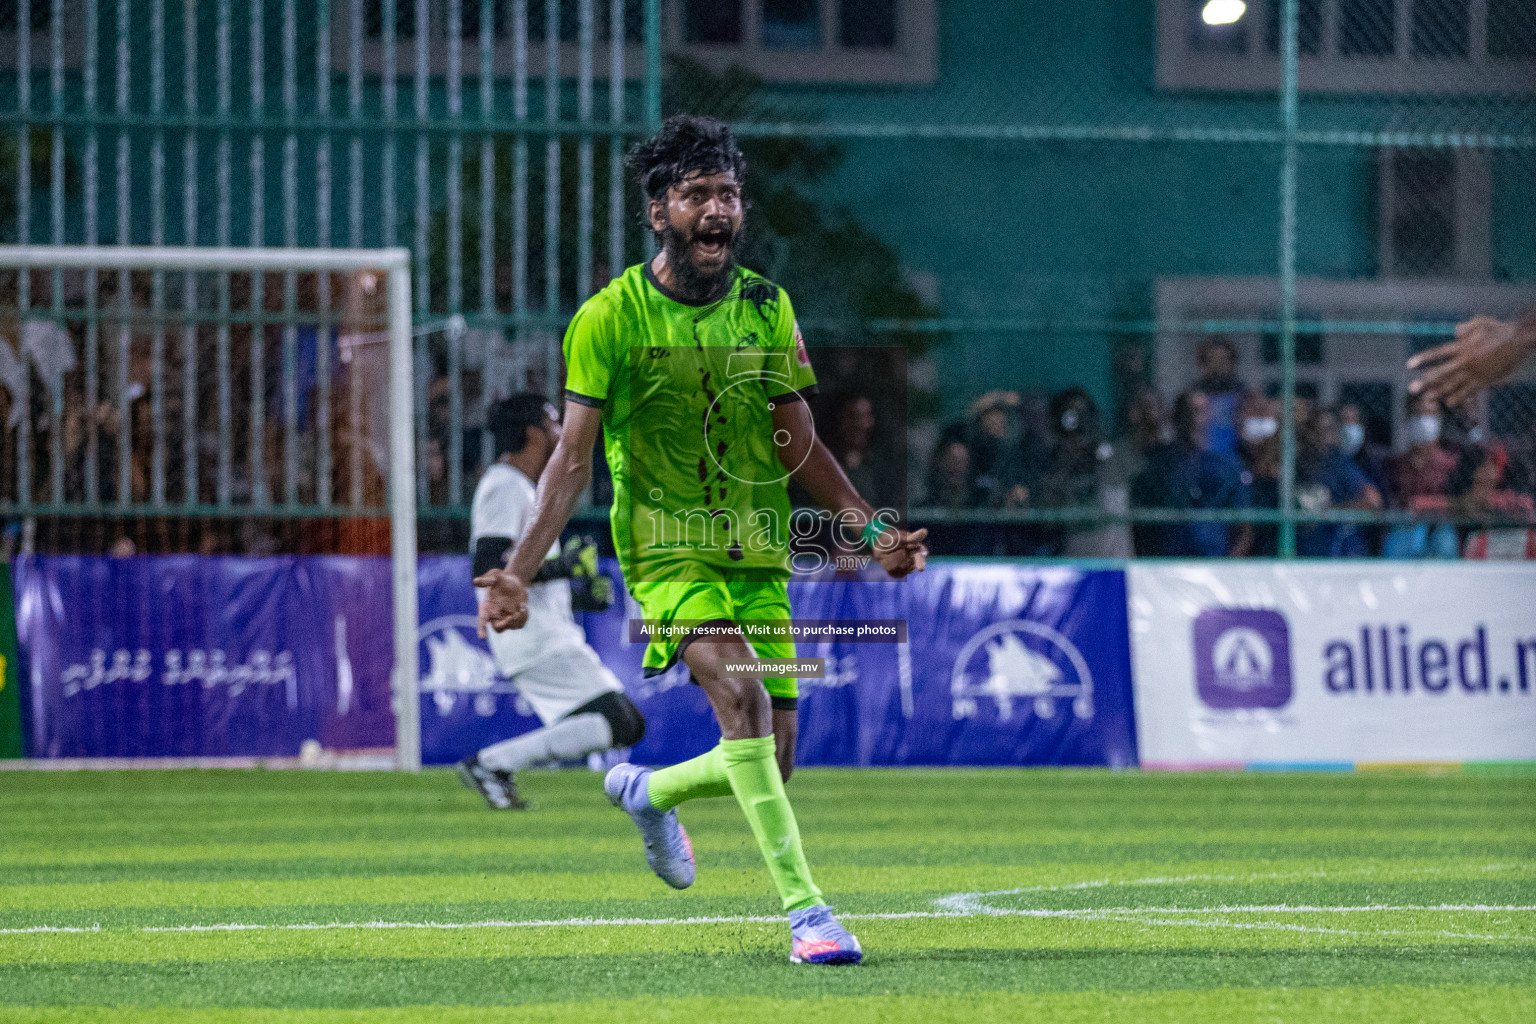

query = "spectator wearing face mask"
[
  {"left": 1296, "top": 405, "right": 1383, "bottom": 557},
  {"left": 1193, "top": 336, "right": 1249, "bottom": 456},
  {"left": 1237, "top": 393, "right": 1282, "bottom": 556},
  {"left": 1131, "top": 389, "right": 1251, "bottom": 557},
  {"left": 1387, "top": 393, "right": 1459, "bottom": 511},
  {"left": 1338, "top": 403, "right": 1389, "bottom": 489}
]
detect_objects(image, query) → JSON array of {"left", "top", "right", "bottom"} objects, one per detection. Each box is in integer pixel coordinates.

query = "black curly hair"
[
  {"left": 489, "top": 393, "right": 553, "bottom": 457},
  {"left": 625, "top": 114, "right": 746, "bottom": 209}
]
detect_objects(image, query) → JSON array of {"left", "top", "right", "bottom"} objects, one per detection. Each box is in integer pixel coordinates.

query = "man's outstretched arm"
[
  {"left": 475, "top": 401, "right": 604, "bottom": 635},
  {"left": 1408, "top": 312, "right": 1536, "bottom": 408},
  {"left": 770, "top": 399, "right": 927, "bottom": 578}
]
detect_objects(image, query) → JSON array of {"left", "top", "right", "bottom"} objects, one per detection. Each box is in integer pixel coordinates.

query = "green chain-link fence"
[{"left": 0, "top": 0, "right": 1531, "bottom": 558}]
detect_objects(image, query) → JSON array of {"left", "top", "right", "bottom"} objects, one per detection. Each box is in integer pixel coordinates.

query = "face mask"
[
  {"left": 1409, "top": 414, "right": 1441, "bottom": 445},
  {"left": 1242, "top": 416, "right": 1278, "bottom": 443},
  {"left": 1340, "top": 422, "right": 1364, "bottom": 456}
]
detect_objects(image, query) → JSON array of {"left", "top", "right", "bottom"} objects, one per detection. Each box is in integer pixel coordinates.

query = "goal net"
[{"left": 0, "top": 245, "right": 421, "bottom": 770}]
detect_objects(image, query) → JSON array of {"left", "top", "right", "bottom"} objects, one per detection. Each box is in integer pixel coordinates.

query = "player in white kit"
[{"left": 457, "top": 394, "right": 646, "bottom": 809}]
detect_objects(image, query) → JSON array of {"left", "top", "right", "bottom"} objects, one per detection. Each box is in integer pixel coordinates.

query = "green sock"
[
  {"left": 720, "top": 735, "right": 823, "bottom": 912},
  {"left": 647, "top": 744, "right": 733, "bottom": 811}
]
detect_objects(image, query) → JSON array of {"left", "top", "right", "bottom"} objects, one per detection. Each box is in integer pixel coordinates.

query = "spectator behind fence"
[
  {"left": 1338, "top": 402, "right": 1391, "bottom": 497},
  {"left": 1037, "top": 387, "right": 1112, "bottom": 556},
  {"left": 1076, "top": 388, "right": 1169, "bottom": 558},
  {"left": 1238, "top": 392, "right": 1281, "bottom": 557},
  {"left": 1451, "top": 444, "right": 1535, "bottom": 522},
  {"left": 1131, "top": 389, "right": 1251, "bottom": 557},
  {"left": 963, "top": 390, "right": 1035, "bottom": 509},
  {"left": 1452, "top": 445, "right": 1536, "bottom": 559},
  {"left": 1296, "top": 404, "right": 1382, "bottom": 557},
  {"left": 927, "top": 437, "right": 976, "bottom": 509},
  {"left": 1193, "top": 336, "right": 1248, "bottom": 456},
  {"left": 1387, "top": 393, "right": 1459, "bottom": 511},
  {"left": 829, "top": 390, "right": 880, "bottom": 508}
]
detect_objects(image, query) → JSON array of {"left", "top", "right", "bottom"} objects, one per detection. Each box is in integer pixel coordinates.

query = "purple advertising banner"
[
  {"left": 421, "top": 558, "right": 1137, "bottom": 769},
  {"left": 16, "top": 555, "right": 1137, "bottom": 768},
  {"left": 14, "top": 556, "right": 395, "bottom": 758}
]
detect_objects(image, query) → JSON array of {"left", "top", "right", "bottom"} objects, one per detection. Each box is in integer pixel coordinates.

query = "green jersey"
[{"left": 564, "top": 262, "right": 818, "bottom": 583}]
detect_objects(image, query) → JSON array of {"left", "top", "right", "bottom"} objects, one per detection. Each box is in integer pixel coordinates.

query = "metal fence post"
[{"left": 1278, "top": 0, "right": 1299, "bottom": 559}]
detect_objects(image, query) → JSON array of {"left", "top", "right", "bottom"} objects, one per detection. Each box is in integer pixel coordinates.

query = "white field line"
[
  {"left": 2, "top": 904, "right": 1532, "bottom": 938},
  {"left": 4, "top": 867, "right": 1533, "bottom": 938}
]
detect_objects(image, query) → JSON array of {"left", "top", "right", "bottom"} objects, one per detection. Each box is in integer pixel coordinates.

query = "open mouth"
[{"left": 692, "top": 227, "right": 731, "bottom": 260}]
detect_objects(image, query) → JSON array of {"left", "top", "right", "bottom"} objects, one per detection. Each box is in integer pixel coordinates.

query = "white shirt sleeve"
[{"left": 470, "top": 467, "right": 531, "bottom": 547}]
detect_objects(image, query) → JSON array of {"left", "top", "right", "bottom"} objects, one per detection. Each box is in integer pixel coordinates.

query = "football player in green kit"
[{"left": 475, "top": 114, "right": 928, "bottom": 965}]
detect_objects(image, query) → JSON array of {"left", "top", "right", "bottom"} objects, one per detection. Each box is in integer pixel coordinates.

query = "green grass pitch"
[{"left": 1, "top": 767, "right": 1532, "bottom": 1023}]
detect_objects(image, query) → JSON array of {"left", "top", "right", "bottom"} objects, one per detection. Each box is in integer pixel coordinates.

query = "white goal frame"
[{"left": 0, "top": 245, "right": 421, "bottom": 771}]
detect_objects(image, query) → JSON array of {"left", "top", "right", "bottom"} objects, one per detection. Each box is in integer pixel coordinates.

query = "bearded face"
[{"left": 652, "top": 170, "right": 745, "bottom": 302}]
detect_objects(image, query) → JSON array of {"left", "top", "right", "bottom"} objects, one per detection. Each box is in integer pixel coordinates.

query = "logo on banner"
[
  {"left": 417, "top": 615, "right": 529, "bottom": 718},
  {"left": 950, "top": 620, "right": 1094, "bottom": 722},
  {"left": 1193, "top": 608, "right": 1293, "bottom": 709}
]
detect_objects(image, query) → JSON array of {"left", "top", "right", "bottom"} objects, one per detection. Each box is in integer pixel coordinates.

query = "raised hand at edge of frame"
[{"left": 1407, "top": 313, "right": 1536, "bottom": 409}]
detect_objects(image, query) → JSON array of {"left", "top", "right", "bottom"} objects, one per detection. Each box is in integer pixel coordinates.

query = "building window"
[
  {"left": 1386, "top": 150, "right": 1456, "bottom": 275},
  {"left": 1410, "top": 0, "right": 1470, "bottom": 59},
  {"left": 841, "top": 0, "right": 896, "bottom": 48},
  {"left": 0, "top": 0, "right": 51, "bottom": 33},
  {"left": 685, "top": 0, "right": 742, "bottom": 45},
  {"left": 459, "top": 0, "right": 511, "bottom": 41},
  {"left": 348, "top": 1, "right": 932, "bottom": 84},
  {"left": 1377, "top": 148, "right": 1490, "bottom": 279},
  {"left": 1264, "top": 0, "right": 1324, "bottom": 55},
  {"left": 672, "top": 0, "right": 935, "bottom": 84},
  {"left": 1338, "top": 0, "right": 1396, "bottom": 56},
  {"left": 1157, "top": 0, "right": 1536, "bottom": 93},
  {"left": 1261, "top": 329, "right": 1326, "bottom": 364},
  {"left": 762, "top": 0, "right": 821, "bottom": 50},
  {"left": 1488, "top": 0, "right": 1536, "bottom": 58}
]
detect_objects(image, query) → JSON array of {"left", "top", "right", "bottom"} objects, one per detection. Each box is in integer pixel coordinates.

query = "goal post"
[{"left": 0, "top": 245, "right": 421, "bottom": 771}]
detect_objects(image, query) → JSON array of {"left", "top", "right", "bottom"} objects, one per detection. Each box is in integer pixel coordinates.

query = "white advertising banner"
[{"left": 1128, "top": 563, "right": 1536, "bottom": 766}]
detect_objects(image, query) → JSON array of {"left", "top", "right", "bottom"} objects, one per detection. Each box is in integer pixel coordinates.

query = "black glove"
[{"left": 532, "top": 535, "right": 612, "bottom": 612}]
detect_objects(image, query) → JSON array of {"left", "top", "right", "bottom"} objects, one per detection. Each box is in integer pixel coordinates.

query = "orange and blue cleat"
[{"left": 789, "top": 905, "right": 863, "bottom": 965}]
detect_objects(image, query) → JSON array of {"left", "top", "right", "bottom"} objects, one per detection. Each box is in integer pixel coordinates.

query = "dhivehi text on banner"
[
  {"left": 13, "top": 556, "right": 396, "bottom": 759},
  {"left": 1128, "top": 562, "right": 1536, "bottom": 767}
]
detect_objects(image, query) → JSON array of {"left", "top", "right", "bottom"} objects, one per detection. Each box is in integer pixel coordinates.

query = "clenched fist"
[{"left": 474, "top": 568, "right": 530, "bottom": 636}]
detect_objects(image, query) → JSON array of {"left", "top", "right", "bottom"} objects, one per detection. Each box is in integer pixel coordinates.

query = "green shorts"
[{"left": 630, "top": 573, "right": 798, "bottom": 702}]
